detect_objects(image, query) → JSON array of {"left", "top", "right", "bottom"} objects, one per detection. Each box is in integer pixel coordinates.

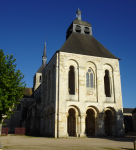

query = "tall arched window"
[
  {"left": 86, "top": 69, "right": 94, "bottom": 88},
  {"left": 69, "top": 66, "right": 75, "bottom": 95},
  {"left": 104, "top": 70, "right": 111, "bottom": 97},
  {"left": 39, "top": 76, "right": 42, "bottom": 83}
]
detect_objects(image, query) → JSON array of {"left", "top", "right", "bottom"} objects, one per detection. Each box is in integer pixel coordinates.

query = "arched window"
[
  {"left": 39, "top": 76, "right": 42, "bottom": 83},
  {"left": 75, "top": 25, "right": 81, "bottom": 33},
  {"left": 69, "top": 66, "right": 75, "bottom": 95},
  {"left": 84, "top": 27, "right": 90, "bottom": 34},
  {"left": 86, "top": 69, "right": 94, "bottom": 88},
  {"left": 104, "top": 70, "right": 111, "bottom": 97}
]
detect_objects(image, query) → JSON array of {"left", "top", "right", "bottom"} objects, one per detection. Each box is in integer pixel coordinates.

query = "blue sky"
[{"left": 0, "top": 0, "right": 136, "bottom": 108}]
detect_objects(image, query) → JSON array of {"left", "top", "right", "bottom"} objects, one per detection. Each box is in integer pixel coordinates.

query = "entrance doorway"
[
  {"left": 86, "top": 109, "right": 95, "bottom": 136},
  {"left": 104, "top": 110, "right": 113, "bottom": 136},
  {"left": 68, "top": 108, "right": 76, "bottom": 136}
]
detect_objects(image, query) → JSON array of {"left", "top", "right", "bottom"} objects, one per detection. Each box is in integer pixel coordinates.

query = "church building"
[{"left": 30, "top": 9, "right": 124, "bottom": 138}]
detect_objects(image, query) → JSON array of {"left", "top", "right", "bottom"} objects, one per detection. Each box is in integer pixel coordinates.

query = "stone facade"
[
  {"left": 28, "top": 9, "right": 125, "bottom": 138},
  {"left": 29, "top": 51, "right": 125, "bottom": 137},
  {"left": 48, "top": 52, "right": 124, "bottom": 137}
]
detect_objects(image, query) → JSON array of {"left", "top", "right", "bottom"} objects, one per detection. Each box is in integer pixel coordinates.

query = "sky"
[{"left": 0, "top": 0, "right": 136, "bottom": 108}]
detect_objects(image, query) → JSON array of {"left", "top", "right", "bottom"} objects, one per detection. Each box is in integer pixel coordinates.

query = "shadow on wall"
[{"left": 95, "top": 108, "right": 136, "bottom": 143}]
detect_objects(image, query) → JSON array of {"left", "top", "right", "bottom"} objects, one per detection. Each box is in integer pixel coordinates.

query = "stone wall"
[
  {"left": 56, "top": 52, "right": 124, "bottom": 137},
  {"left": 41, "top": 53, "right": 57, "bottom": 137}
]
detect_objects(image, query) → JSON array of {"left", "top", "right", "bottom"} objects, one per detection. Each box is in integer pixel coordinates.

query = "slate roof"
[
  {"left": 123, "top": 108, "right": 134, "bottom": 113},
  {"left": 59, "top": 32, "right": 119, "bottom": 59},
  {"left": 37, "top": 64, "right": 44, "bottom": 73}
]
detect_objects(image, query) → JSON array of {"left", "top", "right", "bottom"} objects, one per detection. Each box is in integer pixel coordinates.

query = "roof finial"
[
  {"left": 42, "top": 37, "right": 47, "bottom": 68},
  {"left": 76, "top": 8, "right": 81, "bottom": 20}
]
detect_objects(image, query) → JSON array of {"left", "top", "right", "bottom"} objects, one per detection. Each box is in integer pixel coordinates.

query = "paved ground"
[{"left": 0, "top": 133, "right": 136, "bottom": 150}]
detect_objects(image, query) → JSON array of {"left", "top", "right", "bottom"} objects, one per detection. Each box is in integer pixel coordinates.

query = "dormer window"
[
  {"left": 84, "top": 27, "right": 90, "bottom": 34},
  {"left": 75, "top": 25, "right": 81, "bottom": 33}
]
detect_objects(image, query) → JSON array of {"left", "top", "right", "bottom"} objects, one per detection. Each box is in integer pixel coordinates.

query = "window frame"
[{"left": 86, "top": 68, "right": 94, "bottom": 89}]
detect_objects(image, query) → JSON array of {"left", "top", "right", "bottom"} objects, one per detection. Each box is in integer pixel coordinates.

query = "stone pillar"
[
  {"left": 75, "top": 115, "right": 78, "bottom": 137},
  {"left": 99, "top": 112, "right": 106, "bottom": 137},
  {"left": 116, "top": 111, "right": 125, "bottom": 136},
  {"left": 54, "top": 113, "right": 58, "bottom": 138},
  {"left": 94, "top": 114, "right": 98, "bottom": 137},
  {"left": 78, "top": 115, "right": 80, "bottom": 135},
  {"left": 66, "top": 114, "right": 69, "bottom": 137},
  {"left": 80, "top": 114, "right": 86, "bottom": 137}
]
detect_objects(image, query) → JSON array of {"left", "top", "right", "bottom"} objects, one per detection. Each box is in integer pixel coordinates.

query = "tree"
[{"left": 0, "top": 49, "right": 26, "bottom": 133}]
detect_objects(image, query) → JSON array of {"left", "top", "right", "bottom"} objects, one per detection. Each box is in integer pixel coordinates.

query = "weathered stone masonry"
[{"left": 30, "top": 9, "right": 124, "bottom": 138}]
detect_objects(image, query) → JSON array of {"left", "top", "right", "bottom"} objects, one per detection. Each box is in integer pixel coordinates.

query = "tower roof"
[
  {"left": 59, "top": 32, "right": 119, "bottom": 59},
  {"left": 73, "top": 19, "right": 92, "bottom": 27}
]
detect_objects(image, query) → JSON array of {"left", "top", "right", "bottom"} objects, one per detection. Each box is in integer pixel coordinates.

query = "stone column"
[
  {"left": 75, "top": 115, "right": 78, "bottom": 137},
  {"left": 66, "top": 114, "right": 69, "bottom": 137},
  {"left": 78, "top": 115, "right": 80, "bottom": 135},
  {"left": 116, "top": 112, "right": 125, "bottom": 136},
  {"left": 99, "top": 112, "right": 106, "bottom": 137},
  {"left": 94, "top": 114, "right": 98, "bottom": 137},
  {"left": 80, "top": 114, "right": 86, "bottom": 137}
]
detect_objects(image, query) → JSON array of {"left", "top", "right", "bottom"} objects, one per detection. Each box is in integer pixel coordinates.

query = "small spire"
[
  {"left": 43, "top": 41, "right": 46, "bottom": 57},
  {"left": 42, "top": 38, "right": 47, "bottom": 68},
  {"left": 76, "top": 8, "right": 82, "bottom": 20}
]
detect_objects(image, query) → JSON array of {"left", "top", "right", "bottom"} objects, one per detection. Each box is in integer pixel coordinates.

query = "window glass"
[
  {"left": 69, "top": 66, "right": 75, "bottom": 95},
  {"left": 86, "top": 69, "right": 94, "bottom": 88},
  {"left": 104, "top": 70, "right": 111, "bottom": 97},
  {"left": 90, "top": 73, "right": 93, "bottom": 88},
  {"left": 86, "top": 73, "right": 89, "bottom": 87}
]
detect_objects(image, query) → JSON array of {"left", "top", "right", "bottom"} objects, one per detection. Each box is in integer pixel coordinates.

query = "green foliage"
[{"left": 0, "top": 49, "right": 26, "bottom": 123}]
